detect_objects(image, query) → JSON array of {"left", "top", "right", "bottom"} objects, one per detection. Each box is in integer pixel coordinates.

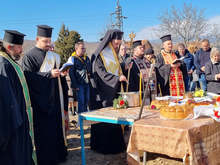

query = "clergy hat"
[
  {"left": 3, "top": 30, "right": 25, "bottom": 45},
  {"left": 37, "top": 25, "right": 53, "bottom": 37},
  {"left": 133, "top": 40, "right": 142, "bottom": 48},
  {"left": 111, "top": 31, "right": 123, "bottom": 40},
  {"left": 160, "top": 34, "right": 171, "bottom": 43},
  {"left": 145, "top": 48, "right": 154, "bottom": 55}
]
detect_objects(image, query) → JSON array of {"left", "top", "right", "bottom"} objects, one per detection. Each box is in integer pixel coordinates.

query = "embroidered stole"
[
  {"left": 161, "top": 50, "right": 185, "bottom": 96},
  {"left": 133, "top": 58, "right": 157, "bottom": 104},
  {"left": 40, "top": 51, "right": 67, "bottom": 146},
  {"left": 0, "top": 51, "right": 37, "bottom": 165},
  {"left": 100, "top": 43, "right": 124, "bottom": 92}
]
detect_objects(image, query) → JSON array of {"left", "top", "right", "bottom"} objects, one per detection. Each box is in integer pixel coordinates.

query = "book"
[
  {"left": 59, "top": 57, "right": 74, "bottom": 72},
  {"left": 172, "top": 56, "right": 185, "bottom": 64}
]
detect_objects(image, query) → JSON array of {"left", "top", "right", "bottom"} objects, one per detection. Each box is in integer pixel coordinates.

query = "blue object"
[{"left": 79, "top": 113, "right": 134, "bottom": 165}]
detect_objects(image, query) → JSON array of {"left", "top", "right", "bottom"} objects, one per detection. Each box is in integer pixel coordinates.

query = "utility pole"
[{"left": 110, "top": 0, "right": 127, "bottom": 31}]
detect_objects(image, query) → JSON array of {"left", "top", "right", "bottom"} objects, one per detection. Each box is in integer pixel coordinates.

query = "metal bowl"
[{"left": 118, "top": 92, "right": 140, "bottom": 107}]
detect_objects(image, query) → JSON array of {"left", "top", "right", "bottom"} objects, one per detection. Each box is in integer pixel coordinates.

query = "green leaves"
[
  {"left": 54, "top": 24, "right": 83, "bottom": 65},
  {"left": 113, "top": 95, "right": 128, "bottom": 109}
]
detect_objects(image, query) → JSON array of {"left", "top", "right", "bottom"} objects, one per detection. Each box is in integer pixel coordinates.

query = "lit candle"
[{"left": 139, "top": 72, "right": 142, "bottom": 106}]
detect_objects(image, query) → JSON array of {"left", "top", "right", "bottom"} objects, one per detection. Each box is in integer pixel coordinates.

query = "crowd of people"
[{"left": 1, "top": 25, "right": 220, "bottom": 165}]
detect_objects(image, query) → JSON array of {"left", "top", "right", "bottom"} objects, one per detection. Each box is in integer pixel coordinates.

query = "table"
[
  {"left": 79, "top": 106, "right": 155, "bottom": 165},
  {"left": 127, "top": 111, "right": 220, "bottom": 165}
]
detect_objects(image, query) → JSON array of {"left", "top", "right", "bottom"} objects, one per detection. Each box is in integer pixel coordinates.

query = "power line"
[{"left": 110, "top": 0, "right": 127, "bottom": 31}]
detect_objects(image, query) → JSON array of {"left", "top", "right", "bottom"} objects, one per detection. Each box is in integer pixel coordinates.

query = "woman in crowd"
[{"left": 205, "top": 47, "right": 220, "bottom": 94}]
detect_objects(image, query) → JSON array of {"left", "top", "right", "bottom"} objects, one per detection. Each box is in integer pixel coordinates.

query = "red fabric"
[
  {"left": 64, "top": 110, "right": 69, "bottom": 134},
  {"left": 161, "top": 50, "right": 185, "bottom": 96}
]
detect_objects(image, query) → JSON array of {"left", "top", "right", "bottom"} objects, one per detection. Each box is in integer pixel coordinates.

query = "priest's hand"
[
  {"left": 51, "top": 69, "right": 60, "bottom": 78},
  {"left": 61, "top": 70, "right": 69, "bottom": 77},
  {"left": 119, "top": 75, "right": 128, "bottom": 83}
]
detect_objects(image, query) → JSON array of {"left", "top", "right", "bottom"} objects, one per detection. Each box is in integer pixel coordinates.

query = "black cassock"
[
  {"left": 22, "top": 47, "right": 68, "bottom": 164},
  {"left": 89, "top": 54, "right": 126, "bottom": 154},
  {"left": 155, "top": 53, "right": 188, "bottom": 96},
  {"left": 127, "top": 57, "right": 144, "bottom": 92},
  {"left": 93, "top": 55, "right": 122, "bottom": 107},
  {"left": 0, "top": 55, "right": 33, "bottom": 165}
]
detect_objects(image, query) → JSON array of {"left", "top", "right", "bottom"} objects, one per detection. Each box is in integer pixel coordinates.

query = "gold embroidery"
[{"left": 106, "top": 61, "right": 119, "bottom": 74}]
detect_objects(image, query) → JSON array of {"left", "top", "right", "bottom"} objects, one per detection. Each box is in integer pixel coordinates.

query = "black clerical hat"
[
  {"left": 133, "top": 40, "right": 142, "bottom": 48},
  {"left": 37, "top": 25, "right": 53, "bottom": 37},
  {"left": 3, "top": 30, "right": 25, "bottom": 45},
  {"left": 145, "top": 48, "right": 154, "bottom": 55},
  {"left": 160, "top": 34, "right": 171, "bottom": 43},
  {"left": 112, "top": 31, "right": 123, "bottom": 40}
]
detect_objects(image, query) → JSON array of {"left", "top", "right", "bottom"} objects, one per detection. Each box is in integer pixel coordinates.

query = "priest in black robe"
[
  {"left": 90, "top": 29, "right": 128, "bottom": 108},
  {"left": 128, "top": 41, "right": 157, "bottom": 104},
  {"left": 21, "top": 25, "right": 68, "bottom": 165},
  {"left": 89, "top": 29, "right": 127, "bottom": 154},
  {"left": 0, "top": 30, "right": 34, "bottom": 165},
  {"left": 155, "top": 35, "right": 188, "bottom": 96}
]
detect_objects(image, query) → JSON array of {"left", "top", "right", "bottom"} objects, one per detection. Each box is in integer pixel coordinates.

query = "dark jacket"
[
  {"left": 69, "top": 55, "right": 91, "bottom": 89},
  {"left": 194, "top": 48, "right": 211, "bottom": 75},
  {"left": 176, "top": 49, "right": 195, "bottom": 72},
  {"left": 205, "top": 61, "right": 220, "bottom": 94}
]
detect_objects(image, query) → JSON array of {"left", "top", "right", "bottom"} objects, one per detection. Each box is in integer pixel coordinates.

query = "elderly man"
[
  {"left": 205, "top": 47, "right": 220, "bottom": 94},
  {"left": 194, "top": 39, "right": 211, "bottom": 91},
  {"left": 22, "top": 25, "right": 68, "bottom": 165},
  {"left": 155, "top": 35, "right": 188, "bottom": 96},
  {"left": 90, "top": 29, "right": 127, "bottom": 154},
  {"left": 0, "top": 30, "right": 36, "bottom": 165}
]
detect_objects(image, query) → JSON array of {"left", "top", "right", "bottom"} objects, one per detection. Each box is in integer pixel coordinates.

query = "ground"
[{"left": 61, "top": 115, "right": 183, "bottom": 165}]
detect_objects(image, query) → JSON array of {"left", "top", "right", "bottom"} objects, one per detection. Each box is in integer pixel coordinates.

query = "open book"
[
  {"left": 59, "top": 56, "right": 74, "bottom": 72},
  {"left": 172, "top": 56, "right": 185, "bottom": 64}
]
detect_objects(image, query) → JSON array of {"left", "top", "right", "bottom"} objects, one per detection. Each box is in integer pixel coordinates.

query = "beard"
[
  {"left": 13, "top": 54, "right": 21, "bottom": 61},
  {"left": 115, "top": 47, "right": 120, "bottom": 54}
]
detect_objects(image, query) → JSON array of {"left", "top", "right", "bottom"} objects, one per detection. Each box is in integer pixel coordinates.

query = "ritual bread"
[
  {"left": 192, "top": 101, "right": 215, "bottom": 106},
  {"left": 183, "top": 92, "right": 194, "bottom": 99},
  {"left": 150, "top": 100, "right": 169, "bottom": 110},
  {"left": 160, "top": 104, "right": 193, "bottom": 120}
]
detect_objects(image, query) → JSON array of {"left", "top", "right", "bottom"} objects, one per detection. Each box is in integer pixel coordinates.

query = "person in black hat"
[
  {"left": 22, "top": 25, "right": 68, "bottom": 165},
  {"left": 0, "top": 30, "right": 36, "bottom": 165},
  {"left": 155, "top": 34, "right": 188, "bottom": 96},
  {"left": 128, "top": 40, "right": 157, "bottom": 103},
  {"left": 89, "top": 29, "right": 127, "bottom": 154},
  {"left": 90, "top": 29, "right": 127, "bottom": 109}
]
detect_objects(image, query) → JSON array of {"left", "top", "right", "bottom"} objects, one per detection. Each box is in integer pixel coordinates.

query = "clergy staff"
[
  {"left": 205, "top": 47, "right": 220, "bottom": 94},
  {"left": 89, "top": 29, "right": 127, "bottom": 154},
  {"left": 155, "top": 34, "right": 188, "bottom": 96},
  {"left": 0, "top": 30, "right": 36, "bottom": 165},
  {"left": 22, "top": 25, "right": 68, "bottom": 165}
]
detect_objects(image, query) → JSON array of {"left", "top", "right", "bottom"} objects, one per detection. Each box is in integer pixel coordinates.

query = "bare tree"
[
  {"left": 157, "top": 3, "right": 207, "bottom": 46},
  {"left": 209, "top": 24, "right": 220, "bottom": 47}
]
